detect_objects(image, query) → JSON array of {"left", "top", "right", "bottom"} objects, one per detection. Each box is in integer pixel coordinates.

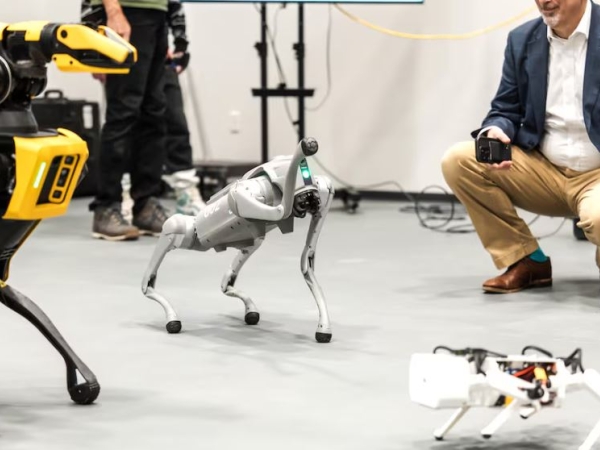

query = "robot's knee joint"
[{"left": 221, "top": 272, "right": 237, "bottom": 293}]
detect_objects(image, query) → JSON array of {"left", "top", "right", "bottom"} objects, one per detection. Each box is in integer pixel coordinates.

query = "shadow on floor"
[{"left": 411, "top": 424, "right": 585, "bottom": 450}]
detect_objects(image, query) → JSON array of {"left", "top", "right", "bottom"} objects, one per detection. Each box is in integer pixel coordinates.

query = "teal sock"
[{"left": 529, "top": 247, "right": 548, "bottom": 263}]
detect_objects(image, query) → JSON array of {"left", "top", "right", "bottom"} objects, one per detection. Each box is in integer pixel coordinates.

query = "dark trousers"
[
  {"left": 164, "top": 66, "right": 193, "bottom": 174},
  {"left": 91, "top": 7, "right": 168, "bottom": 215}
]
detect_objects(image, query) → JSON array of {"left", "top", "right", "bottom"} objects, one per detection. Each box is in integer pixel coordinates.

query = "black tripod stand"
[
  {"left": 251, "top": 4, "right": 360, "bottom": 212},
  {"left": 252, "top": 3, "right": 314, "bottom": 163}
]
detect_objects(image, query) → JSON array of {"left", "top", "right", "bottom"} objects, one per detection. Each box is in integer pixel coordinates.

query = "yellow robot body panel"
[
  {"left": 3, "top": 128, "right": 88, "bottom": 220},
  {"left": 1, "top": 21, "right": 48, "bottom": 41},
  {"left": 56, "top": 24, "right": 136, "bottom": 65},
  {"left": 0, "top": 22, "right": 137, "bottom": 74},
  {"left": 51, "top": 55, "right": 130, "bottom": 74}
]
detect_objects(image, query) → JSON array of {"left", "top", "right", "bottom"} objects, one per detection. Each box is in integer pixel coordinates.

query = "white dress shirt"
[{"left": 541, "top": 0, "right": 600, "bottom": 172}]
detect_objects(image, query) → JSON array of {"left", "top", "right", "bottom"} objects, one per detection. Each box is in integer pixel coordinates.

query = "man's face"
[{"left": 535, "top": 0, "right": 586, "bottom": 29}]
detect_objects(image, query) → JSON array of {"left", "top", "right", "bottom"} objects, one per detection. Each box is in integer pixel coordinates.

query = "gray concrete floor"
[{"left": 0, "top": 198, "right": 599, "bottom": 450}]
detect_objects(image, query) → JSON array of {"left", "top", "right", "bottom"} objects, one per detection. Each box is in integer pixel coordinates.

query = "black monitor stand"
[{"left": 252, "top": 3, "right": 315, "bottom": 163}]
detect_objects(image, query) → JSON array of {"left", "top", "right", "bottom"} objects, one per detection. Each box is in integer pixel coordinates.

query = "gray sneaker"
[
  {"left": 92, "top": 204, "right": 140, "bottom": 241},
  {"left": 163, "top": 169, "right": 205, "bottom": 216},
  {"left": 133, "top": 197, "right": 170, "bottom": 236}
]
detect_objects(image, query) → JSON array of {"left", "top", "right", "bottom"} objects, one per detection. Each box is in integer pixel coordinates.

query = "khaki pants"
[{"left": 441, "top": 141, "right": 600, "bottom": 269}]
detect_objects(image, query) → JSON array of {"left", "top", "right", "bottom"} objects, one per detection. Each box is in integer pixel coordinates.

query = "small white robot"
[
  {"left": 410, "top": 346, "right": 600, "bottom": 450},
  {"left": 141, "top": 138, "right": 335, "bottom": 343}
]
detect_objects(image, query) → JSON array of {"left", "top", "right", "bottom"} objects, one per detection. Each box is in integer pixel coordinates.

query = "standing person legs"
[
  {"left": 90, "top": 8, "right": 166, "bottom": 241},
  {"left": 162, "top": 65, "right": 205, "bottom": 215},
  {"left": 123, "top": 9, "right": 171, "bottom": 236}
]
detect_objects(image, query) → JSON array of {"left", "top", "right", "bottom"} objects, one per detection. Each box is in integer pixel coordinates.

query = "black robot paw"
[
  {"left": 166, "top": 320, "right": 182, "bottom": 334},
  {"left": 245, "top": 312, "right": 260, "bottom": 325},
  {"left": 69, "top": 381, "right": 100, "bottom": 405},
  {"left": 315, "top": 332, "right": 332, "bottom": 343}
]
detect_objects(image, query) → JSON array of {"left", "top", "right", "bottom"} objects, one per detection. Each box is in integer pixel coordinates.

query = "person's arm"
[
  {"left": 167, "top": 0, "right": 190, "bottom": 73},
  {"left": 469, "top": 34, "right": 522, "bottom": 170},
  {"left": 479, "top": 34, "right": 521, "bottom": 142},
  {"left": 102, "top": 0, "right": 131, "bottom": 41},
  {"left": 168, "top": 0, "right": 188, "bottom": 52}
]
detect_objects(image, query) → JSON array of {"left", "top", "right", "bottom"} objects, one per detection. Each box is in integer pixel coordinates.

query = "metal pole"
[
  {"left": 260, "top": 4, "right": 269, "bottom": 163},
  {"left": 297, "top": 3, "right": 305, "bottom": 141},
  {"left": 185, "top": 67, "right": 212, "bottom": 161}
]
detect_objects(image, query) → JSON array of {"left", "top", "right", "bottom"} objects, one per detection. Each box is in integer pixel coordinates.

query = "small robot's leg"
[
  {"left": 221, "top": 238, "right": 263, "bottom": 325},
  {"left": 0, "top": 284, "right": 99, "bottom": 405},
  {"left": 433, "top": 406, "right": 470, "bottom": 441},
  {"left": 579, "top": 369, "right": 600, "bottom": 450},
  {"left": 480, "top": 399, "right": 520, "bottom": 439},
  {"left": 301, "top": 177, "right": 335, "bottom": 343},
  {"left": 141, "top": 214, "right": 196, "bottom": 334}
]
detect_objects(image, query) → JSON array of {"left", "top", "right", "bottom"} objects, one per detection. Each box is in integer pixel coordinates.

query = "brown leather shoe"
[{"left": 482, "top": 257, "right": 552, "bottom": 293}]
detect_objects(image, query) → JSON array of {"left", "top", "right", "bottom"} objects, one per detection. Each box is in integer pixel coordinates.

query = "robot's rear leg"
[
  {"left": 141, "top": 215, "right": 196, "bottom": 334},
  {"left": 221, "top": 238, "right": 263, "bottom": 325},
  {"left": 0, "top": 284, "right": 100, "bottom": 405}
]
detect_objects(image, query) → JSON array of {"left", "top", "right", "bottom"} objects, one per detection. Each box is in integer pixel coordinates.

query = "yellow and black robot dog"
[{"left": 0, "top": 21, "right": 136, "bottom": 404}]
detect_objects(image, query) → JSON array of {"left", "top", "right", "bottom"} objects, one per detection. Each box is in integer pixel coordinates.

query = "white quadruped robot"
[
  {"left": 141, "top": 137, "right": 335, "bottom": 343},
  {"left": 410, "top": 346, "right": 600, "bottom": 450}
]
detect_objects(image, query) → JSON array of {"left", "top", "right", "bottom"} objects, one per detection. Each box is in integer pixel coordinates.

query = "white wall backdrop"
[{"left": 2, "top": 0, "right": 542, "bottom": 192}]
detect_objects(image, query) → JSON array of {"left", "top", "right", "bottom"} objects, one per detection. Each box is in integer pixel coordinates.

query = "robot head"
[
  {"left": 301, "top": 137, "right": 318, "bottom": 156},
  {"left": 292, "top": 186, "right": 321, "bottom": 218}
]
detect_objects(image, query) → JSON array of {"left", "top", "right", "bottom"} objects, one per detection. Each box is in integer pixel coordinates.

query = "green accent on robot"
[{"left": 299, "top": 159, "right": 312, "bottom": 185}]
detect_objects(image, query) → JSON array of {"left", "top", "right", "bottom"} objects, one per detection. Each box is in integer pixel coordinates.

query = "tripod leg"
[
  {"left": 302, "top": 177, "right": 334, "bottom": 343},
  {"left": 221, "top": 238, "right": 263, "bottom": 325},
  {"left": 0, "top": 284, "right": 99, "bottom": 405}
]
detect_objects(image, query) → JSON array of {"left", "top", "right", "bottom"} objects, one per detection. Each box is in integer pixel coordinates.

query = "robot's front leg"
[
  {"left": 141, "top": 214, "right": 197, "bottom": 334},
  {"left": 480, "top": 399, "right": 520, "bottom": 439},
  {"left": 0, "top": 284, "right": 99, "bottom": 404},
  {"left": 301, "top": 176, "right": 335, "bottom": 343},
  {"left": 221, "top": 238, "right": 264, "bottom": 325},
  {"left": 578, "top": 369, "right": 600, "bottom": 450},
  {"left": 433, "top": 406, "right": 470, "bottom": 441}
]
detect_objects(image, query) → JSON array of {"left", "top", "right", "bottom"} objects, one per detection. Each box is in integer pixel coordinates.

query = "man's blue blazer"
[{"left": 474, "top": 2, "right": 600, "bottom": 152}]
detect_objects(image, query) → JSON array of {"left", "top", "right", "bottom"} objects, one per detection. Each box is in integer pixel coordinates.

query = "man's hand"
[
  {"left": 106, "top": 11, "right": 131, "bottom": 41},
  {"left": 92, "top": 73, "right": 107, "bottom": 84},
  {"left": 166, "top": 49, "right": 182, "bottom": 74},
  {"left": 103, "top": 0, "right": 131, "bottom": 41},
  {"left": 485, "top": 126, "right": 512, "bottom": 170},
  {"left": 168, "top": 51, "right": 190, "bottom": 75}
]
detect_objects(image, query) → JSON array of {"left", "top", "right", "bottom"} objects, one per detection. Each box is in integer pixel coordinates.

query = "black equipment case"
[{"left": 31, "top": 89, "right": 101, "bottom": 197}]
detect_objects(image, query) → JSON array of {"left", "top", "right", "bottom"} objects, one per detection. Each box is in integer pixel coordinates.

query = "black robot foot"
[
  {"left": 482, "top": 435, "right": 492, "bottom": 440},
  {"left": 434, "top": 436, "right": 444, "bottom": 441},
  {"left": 245, "top": 312, "right": 260, "bottom": 325},
  {"left": 315, "top": 332, "right": 332, "bottom": 343},
  {"left": 166, "top": 320, "right": 182, "bottom": 334},
  {"left": 69, "top": 381, "right": 100, "bottom": 405}
]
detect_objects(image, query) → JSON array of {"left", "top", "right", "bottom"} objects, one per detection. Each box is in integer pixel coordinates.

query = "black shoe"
[
  {"left": 133, "top": 197, "right": 170, "bottom": 236},
  {"left": 92, "top": 204, "right": 140, "bottom": 241}
]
